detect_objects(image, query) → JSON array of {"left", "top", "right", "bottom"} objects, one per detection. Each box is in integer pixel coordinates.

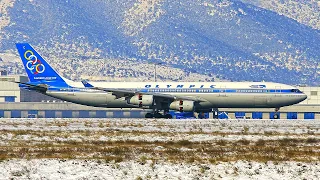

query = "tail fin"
[{"left": 16, "top": 43, "right": 68, "bottom": 86}]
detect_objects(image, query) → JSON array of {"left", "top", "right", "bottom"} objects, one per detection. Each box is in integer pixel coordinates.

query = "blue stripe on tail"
[{"left": 16, "top": 43, "right": 68, "bottom": 87}]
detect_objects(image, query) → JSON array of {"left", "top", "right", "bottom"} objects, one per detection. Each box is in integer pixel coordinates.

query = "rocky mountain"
[
  {"left": 0, "top": 0, "right": 319, "bottom": 85},
  {"left": 243, "top": 0, "right": 320, "bottom": 30}
]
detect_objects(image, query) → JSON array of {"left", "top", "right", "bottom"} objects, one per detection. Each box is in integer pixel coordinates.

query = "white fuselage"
[{"left": 44, "top": 81, "right": 307, "bottom": 110}]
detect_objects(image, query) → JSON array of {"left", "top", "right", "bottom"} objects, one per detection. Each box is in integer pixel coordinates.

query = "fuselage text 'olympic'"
[
  {"left": 144, "top": 84, "right": 268, "bottom": 89},
  {"left": 145, "top": 85, "right": 216, "bottom": 88}
]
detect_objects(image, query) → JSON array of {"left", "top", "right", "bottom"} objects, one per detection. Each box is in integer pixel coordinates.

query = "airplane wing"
[{"left": 81, "top": 80, "right": 207, "bottom": 102}]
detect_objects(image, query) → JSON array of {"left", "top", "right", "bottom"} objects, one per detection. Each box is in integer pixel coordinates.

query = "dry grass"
[
  {"left": 1, "top": 131, "right": 319, "bottom": 163},
  {"left": 2, "top": 123, "right": 319, "bottom": 137},
  {"left": 1, "top": 119, "right": 320, "bottom": 163}
]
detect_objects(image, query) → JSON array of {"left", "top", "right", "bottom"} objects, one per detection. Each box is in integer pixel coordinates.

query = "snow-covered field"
[
  {"left": 0, "top": 118, "right": 320, "bottom": 179},
  {"left": 1, "top": 159, "right": 319, "bottom": 180}
]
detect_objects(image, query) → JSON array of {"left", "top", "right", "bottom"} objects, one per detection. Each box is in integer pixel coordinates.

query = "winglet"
[{"left": 81, "top": 80, "right": 94, "bottom": 88}]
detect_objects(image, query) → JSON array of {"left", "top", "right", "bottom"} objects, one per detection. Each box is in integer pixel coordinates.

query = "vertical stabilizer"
[{"left": 16, "top": 43, "right": 69, "bottom": 86}]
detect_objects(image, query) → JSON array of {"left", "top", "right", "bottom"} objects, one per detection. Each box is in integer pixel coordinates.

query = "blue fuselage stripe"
[{"left": 34, "top": 87, "right": 304, "bottom": 94}]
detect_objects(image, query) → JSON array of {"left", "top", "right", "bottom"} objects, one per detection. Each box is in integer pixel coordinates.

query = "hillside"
[{"left": 0, "top": 0, "right": 319, "bottom": 85}]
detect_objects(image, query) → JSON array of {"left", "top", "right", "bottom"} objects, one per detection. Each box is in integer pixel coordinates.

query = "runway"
[{"left": 0, "top": 118, "right": 319, "bottom": 179}]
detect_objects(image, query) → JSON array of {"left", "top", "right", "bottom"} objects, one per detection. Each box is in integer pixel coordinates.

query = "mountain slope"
[{"left": 0, "top": 0, "right": 319, "bottom": 85}]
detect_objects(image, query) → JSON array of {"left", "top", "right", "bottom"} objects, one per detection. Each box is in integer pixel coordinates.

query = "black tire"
[
  {"left": 164, "top": 114, "right": 173, "bottom": 119},
  {"left": 273, "top": 113, "right": 279, "bottom": 119},
  {"left": 154, "top": 113, "right": 164, "bottom": 119},
  {"left": 145, "top": 113, "right": 154, "bottom": 118}
]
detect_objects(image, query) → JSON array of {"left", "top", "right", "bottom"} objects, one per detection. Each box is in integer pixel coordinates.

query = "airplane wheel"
[
  {"left": 164, "top": 114, "right": 172, "bottom": 119},
  {"left": 273, "top": 114, "right": 279, "bottom": 119},
  {"left": 145, "top": 113, "right": 154, "bottom": 118},
  {"left": 154, "top": 113, "right": 163, "bottom": 119}
]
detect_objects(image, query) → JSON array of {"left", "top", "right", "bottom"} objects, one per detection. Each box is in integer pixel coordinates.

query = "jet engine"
[
  {"left": 127, "top": 94, "right": 154, "bottom": 107},
  {"left": 169, "top": 100, "right": 194, "bottom": 112}
]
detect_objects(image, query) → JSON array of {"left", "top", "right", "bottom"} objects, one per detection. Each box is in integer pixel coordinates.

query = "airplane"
[{"left": 13, "top": 43, "right": 307, "bottom": 119}]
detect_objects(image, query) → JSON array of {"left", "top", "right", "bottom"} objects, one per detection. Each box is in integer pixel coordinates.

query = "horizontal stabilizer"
[{"left": 7, "top": 80, "right": 48, "bottom": 92}]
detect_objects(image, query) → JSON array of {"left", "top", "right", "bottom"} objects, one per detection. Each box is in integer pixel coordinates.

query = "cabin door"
[
  {"left": 67, "top": 85, "right": 76, "bottom": 96},
  {"left": 219, "top": 86, "right": 227, "bottom": 97},
  {"left": 275, "top": 86, "right": 282, "bottom": 97}
]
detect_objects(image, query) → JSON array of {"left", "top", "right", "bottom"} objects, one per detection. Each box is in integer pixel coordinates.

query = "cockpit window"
[{"left": 291, "top": 89, "right": 302, "bottom": 93}]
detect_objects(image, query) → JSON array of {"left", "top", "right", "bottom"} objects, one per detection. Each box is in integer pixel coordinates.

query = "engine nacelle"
[
  {"left": 169, "top": 100, "right": 195, "bottom": 112},
  {"left": 127, "top": 94, "right": 154, "bottom": 107}
]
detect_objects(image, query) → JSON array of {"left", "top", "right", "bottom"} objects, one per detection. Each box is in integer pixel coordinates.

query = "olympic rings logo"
[{"left": 24, "top": 50, "right": 45, "bottom": 74}]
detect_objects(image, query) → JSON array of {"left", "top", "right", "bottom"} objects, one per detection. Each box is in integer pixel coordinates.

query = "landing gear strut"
[{"left": 163, "top": 109, "right": 172, "bottom": 119}]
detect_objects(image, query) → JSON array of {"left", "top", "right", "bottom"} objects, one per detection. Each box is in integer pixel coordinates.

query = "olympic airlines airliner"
[{"left": 13, "top": 43, "right": 307, "bottom": 119}]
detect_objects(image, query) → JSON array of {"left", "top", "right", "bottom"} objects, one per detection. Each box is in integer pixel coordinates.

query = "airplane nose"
[{"left": 300, "top": 93, "right": 307, "bottom": 102}]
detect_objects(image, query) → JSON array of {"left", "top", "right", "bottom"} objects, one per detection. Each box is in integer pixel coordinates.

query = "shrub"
[{"left": 255, "top": 139, "right": 266, "bottom": 146}]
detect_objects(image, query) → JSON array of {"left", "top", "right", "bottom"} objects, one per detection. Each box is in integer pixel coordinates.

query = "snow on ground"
[
  {"left": 0, "top": 159, "right": 319, "bottom": 180},
  {"left": 0, "top": 118, "right": 320, "bottom": 179}
]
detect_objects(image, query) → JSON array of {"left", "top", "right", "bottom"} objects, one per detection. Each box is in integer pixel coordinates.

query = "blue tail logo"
[
  {"left": 16, "top": 43, "right": 68, "bottom": 86},
  {"left": 24, "top": 50, "right": 46, "bottom": 75}
]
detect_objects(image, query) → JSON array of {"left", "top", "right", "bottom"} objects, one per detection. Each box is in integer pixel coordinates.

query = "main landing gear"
[
  {"left": 145, "top": 112, "right": 173, "bottom": 119},
  {"left": 146, "top": 100, "right": 173, "bottom": 119}
]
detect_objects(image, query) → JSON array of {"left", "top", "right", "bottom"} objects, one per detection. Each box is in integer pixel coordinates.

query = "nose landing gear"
[{"left": 273, "top": 107, "right": 280, "bottom": 119}]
